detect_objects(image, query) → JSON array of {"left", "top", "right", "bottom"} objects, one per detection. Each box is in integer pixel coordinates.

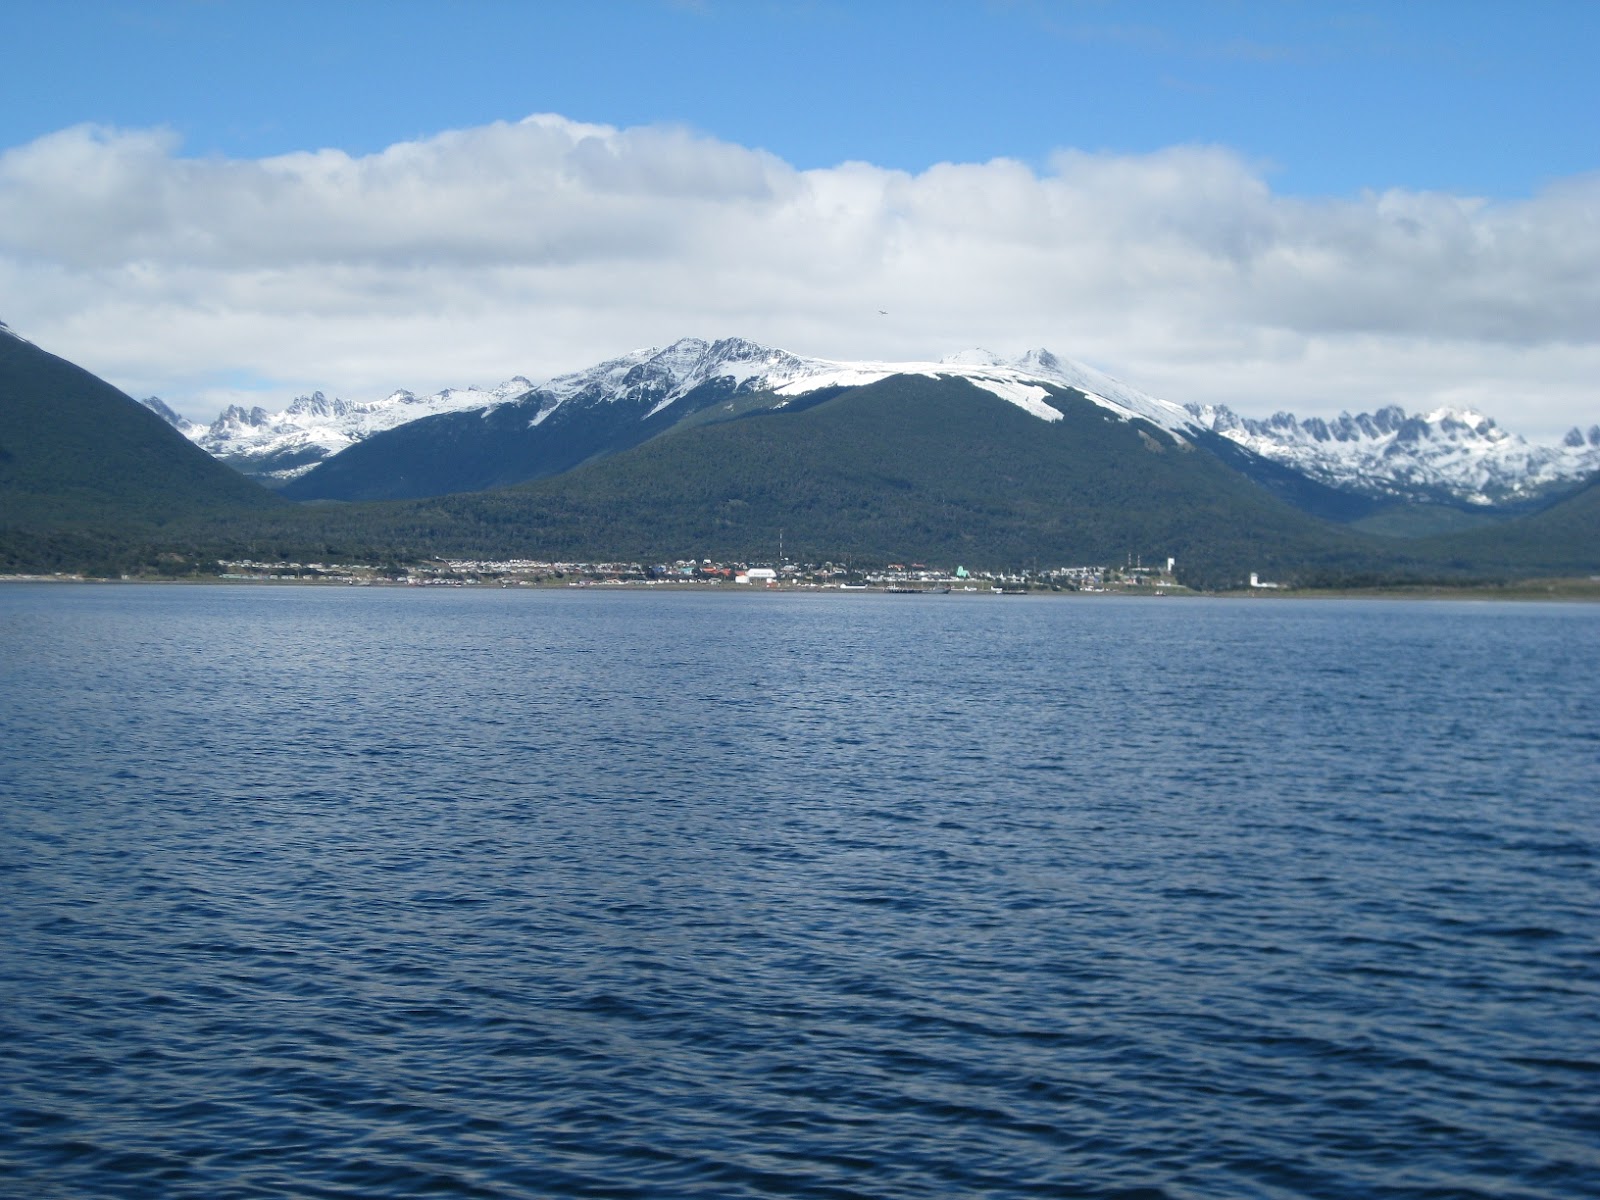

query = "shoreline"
[{"left": 4, "top": 574, "right": 1599, "bottom": 602}]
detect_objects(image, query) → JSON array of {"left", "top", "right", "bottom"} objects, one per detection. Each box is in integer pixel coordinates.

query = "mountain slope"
[
  {"left": 0, "top": 321, "right": 282, "bottom": 573},
  {"left": 0, "top": 322, "right": 277, "bottom": 530},
  {"left": 1419, "top": 472, "right": 1600, "bottom": 575},
  {"left": 504, "top": 375, "right": 1387, "bottom": 585}
]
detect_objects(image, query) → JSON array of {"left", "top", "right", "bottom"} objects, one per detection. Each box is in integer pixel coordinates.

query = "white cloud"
[{"left": 2, "top": 114, "right": 1596, "bottom": 437}]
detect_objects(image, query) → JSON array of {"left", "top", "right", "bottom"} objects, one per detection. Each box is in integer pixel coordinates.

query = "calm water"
[{"left": 2, "top": 584, "right": 1596, "bottom": 1199}]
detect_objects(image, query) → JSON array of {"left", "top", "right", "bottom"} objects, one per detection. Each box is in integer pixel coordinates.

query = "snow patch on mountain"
[
  {"left": 767, "top": 359, "right": 1067, "bottom": 423},
  {"left": 937, "top": 348, "right": 1193, "bottom": 431}
]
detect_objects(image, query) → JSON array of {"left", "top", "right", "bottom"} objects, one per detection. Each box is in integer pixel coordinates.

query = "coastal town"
[{"left": 209, "top": 556, "right": 1189, "bottom": 593}]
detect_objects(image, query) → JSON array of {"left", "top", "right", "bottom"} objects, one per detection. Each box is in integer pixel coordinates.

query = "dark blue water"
[{"left": 2, "top": 585, "right": 1596, "bottom": 1199}]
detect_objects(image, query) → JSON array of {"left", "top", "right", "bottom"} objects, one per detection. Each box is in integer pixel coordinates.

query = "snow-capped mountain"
[
  {"left": 166, "top": 336, "right": 1194, "bottom": 489},
  {"left": 519, "top": 340, "right": 1600, "bottom": 507},
  {"left": 147, "top": 333, "right": 1597, "bottom": 507},
  {"left": 1186, "top": 403, "right": 1600, "bottom": 506},
  {"left": 515, "top": 337, "right": 1191, "bottom": 432},
  {"left": 520, "top": 336, "right": 833, "bottom": 421},
  {"left": 144, "top": 377, "right": 538, "bottom": 483}
]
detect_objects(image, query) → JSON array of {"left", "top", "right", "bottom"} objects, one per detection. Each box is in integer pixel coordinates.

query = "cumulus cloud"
[{"left": 2, "top": 114, "right": 1596, "bottom": 436}]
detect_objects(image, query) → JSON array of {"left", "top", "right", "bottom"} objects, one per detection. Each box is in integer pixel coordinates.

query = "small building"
[{"left": 740, "top": 567, "right": 778, "bottom": 585}]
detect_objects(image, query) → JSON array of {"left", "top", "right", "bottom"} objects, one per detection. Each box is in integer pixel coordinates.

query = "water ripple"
[{"left": 2, "top": 587, "right": 1597, "bottom": 1198}]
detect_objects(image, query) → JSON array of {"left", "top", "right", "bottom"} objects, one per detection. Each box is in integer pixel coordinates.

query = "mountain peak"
[
  {"left": 939, "top": 348, "right": 1008, "bottom": 368},
  {"left": 218, "top": 403, "right": 272, "bottom": 427},
  {"left": 1562, "top": 425, "right": 1600, "bottom": 448},
  {"left": 137, "top": 395, "right": 198, "bottom": 434},
  {"left": 1014, "top": 348, "right": 1066, "bottom": 374}
]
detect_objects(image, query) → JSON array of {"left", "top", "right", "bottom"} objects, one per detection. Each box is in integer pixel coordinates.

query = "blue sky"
[
  {"left": 3, "top": 1, "right": 1598, "bottom": 434},
  {"left": 8, "top": 0, "right": 1596, "bottom": 196}
]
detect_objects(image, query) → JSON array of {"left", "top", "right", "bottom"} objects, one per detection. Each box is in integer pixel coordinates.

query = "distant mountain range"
[
  {"left": 1185, "top": 402, "right": 1600, "bottom": 508},
  {"left": 150, "top": 377, "right": 538, "bottom": 483},
  {"left": 5, "top": 318, "right": 1597, "bottom": 584},
  {"left": 143, "top": 337, "right": 1600, "bottom": 510}
]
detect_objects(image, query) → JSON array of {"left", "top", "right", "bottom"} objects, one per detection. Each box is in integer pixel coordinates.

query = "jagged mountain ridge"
[
  {"left": 1186, "top": 402, "right": 1600, "bottom": 506},
  {"left": 142, "top": 377, "right": 539, "bottom": 484},
  {"left": 141, "top": 334, "right": 1598, "bottom": 506}
]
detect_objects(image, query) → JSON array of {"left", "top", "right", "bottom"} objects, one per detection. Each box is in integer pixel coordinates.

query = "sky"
[{"left": 2, "top": 0, "right": 1597, "bottom": 437}]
